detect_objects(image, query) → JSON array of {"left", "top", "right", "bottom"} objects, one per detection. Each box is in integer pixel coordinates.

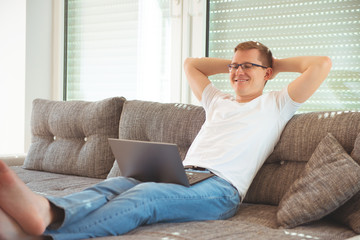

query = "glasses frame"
[{"left": 228, "top": 62, "right": 269, "bottom": 72}]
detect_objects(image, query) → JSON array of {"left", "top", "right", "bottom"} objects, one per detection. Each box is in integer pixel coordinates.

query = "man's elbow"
[
  {"left": 320, "top": 56, "right": 332, "bottom": 73},
  {"left": 314, "top": 56, "right": 332, "bottom": 83},
  {"left": 184, "top": 57, "right": 195, "bottom": 73}
]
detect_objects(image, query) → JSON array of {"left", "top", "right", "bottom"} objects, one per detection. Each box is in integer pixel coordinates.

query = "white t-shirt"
[{"left": 183, "top": 84, "right": 302, "bottom": 198}]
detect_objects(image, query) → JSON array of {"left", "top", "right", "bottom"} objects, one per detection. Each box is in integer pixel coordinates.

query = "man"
[{"left": 0, "top": 41, "right": 331, "bottom": 240}]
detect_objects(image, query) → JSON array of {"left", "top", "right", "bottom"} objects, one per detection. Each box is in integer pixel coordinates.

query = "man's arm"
[
  {"left": 184, "top": 57, "right": 230, "bottom": 101},
  {"left": 272, "top": 56, "right": 332, "bottom": 103}
]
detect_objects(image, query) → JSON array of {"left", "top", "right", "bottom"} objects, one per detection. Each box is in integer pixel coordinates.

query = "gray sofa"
[{"left": 4, "top": 97, "right": 360, "bottom": 240}]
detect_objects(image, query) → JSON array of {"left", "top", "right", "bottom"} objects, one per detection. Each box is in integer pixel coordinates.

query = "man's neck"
[{"left": 235, "top": 92, "right": 263, "bottom": 103}]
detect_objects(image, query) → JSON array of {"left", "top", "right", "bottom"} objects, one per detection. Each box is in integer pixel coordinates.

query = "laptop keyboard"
[
  {"left": 185, "top": 171, "right": 214, "bottom": 185},
  {"left": 186, "top": 171, "right": 201, "bottom": 181}
]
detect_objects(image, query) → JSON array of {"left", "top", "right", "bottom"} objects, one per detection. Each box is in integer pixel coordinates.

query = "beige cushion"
[
  {"left": 24, "top": 97, "right": 125, "bottom": 178},
  {"left": 330, "top": 132, "right": 360, "bottom": 233},
  {"left": 277, "top": 133, "right": 360, "bottom": 228},
  {"left": 107, "top": 100, "right": 205, "bottom": 178}
]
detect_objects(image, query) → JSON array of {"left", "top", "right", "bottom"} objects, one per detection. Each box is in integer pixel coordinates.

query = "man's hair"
[{"left": 234, "top": 41, "right": 273, "bottom": 68}]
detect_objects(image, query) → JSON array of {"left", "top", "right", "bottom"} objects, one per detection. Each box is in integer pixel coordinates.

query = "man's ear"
[{"left": 264, "top": 68, "right": 273, "bottom": 80}]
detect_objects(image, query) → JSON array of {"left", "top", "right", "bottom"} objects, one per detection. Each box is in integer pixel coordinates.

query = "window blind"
[
  {"left": 207, "top": 0, "right": 360, "bottom": 113},
  {"left": 65, "top": 0, "right": 172, "bottom": 102}
]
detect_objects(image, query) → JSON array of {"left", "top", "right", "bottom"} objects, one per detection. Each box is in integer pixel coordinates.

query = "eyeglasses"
[{"left": 228, "top": 63, "right": 268, "bottom": 72}]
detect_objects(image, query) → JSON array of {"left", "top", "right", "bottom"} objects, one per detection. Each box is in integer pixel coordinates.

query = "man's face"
[{"left": 230, "top": 49, "right": 271, "bottom": 103}]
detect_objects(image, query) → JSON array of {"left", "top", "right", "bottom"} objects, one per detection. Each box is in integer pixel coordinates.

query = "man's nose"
[{"left": 235, "top": 66, "right": 245, "bottom": 74}]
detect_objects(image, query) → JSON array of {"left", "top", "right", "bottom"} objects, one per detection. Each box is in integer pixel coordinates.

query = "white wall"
[
  {"left": 0, "top": 0, "right": 54, "bottom": 154},
  {"left": 24, "top": 0, "right": 54, "bottom": 152},
  {"left": 0, "top": 0, "right": 26, "bottom": 154}
]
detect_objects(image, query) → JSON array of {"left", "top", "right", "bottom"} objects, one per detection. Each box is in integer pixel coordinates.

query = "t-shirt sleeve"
[
  {"left": 277, "top": 85, "right": 303, "bottom": 121},
  {"left": 200, "top": 84, "right": 227, "bottom": 111}
]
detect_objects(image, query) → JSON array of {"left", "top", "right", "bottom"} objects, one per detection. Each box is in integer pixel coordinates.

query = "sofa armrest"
[{"left": 0, "top": 154, "right": 26, "bottom": 166}]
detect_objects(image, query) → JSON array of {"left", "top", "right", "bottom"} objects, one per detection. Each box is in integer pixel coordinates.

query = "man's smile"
[{"left": 234, "top": 79, "right": 249, "bottom": 82}]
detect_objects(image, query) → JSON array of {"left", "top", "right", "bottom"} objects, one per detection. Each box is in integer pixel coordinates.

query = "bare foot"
[
  {"left": 0, "top": 207, "right": 38, "bottom": 240},
  {"left": 0, "top": 160, "right": 53, "bottom": 236}
]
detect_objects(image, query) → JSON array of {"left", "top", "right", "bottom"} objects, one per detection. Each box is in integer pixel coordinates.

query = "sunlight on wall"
[{"left": 0, "top": 0, "right": 26, "bottom": 154}]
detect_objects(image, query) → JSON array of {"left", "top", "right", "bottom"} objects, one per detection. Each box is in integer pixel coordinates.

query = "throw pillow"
[
  {"left": 24, "top": 97, "right": 125, "bottom": 178},
  {"left": 330, "top": 132, "right": 360, "bottom": 233},
  {"left": 277, "top": 133, "right": 360, "bottom": 228},
  {"left": 351, "top": 132, "right": 360, "bottom": 163}
]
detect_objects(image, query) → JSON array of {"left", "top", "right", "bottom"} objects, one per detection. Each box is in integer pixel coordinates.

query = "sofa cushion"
[
  {"left": 267, "top": 111, "right": 360, "bottom": 163},
  {"left": 24, "top": 97, "right": 125, "bottom": 178},
  {"left": 330, "top": 132, "right": 360, "bottom": 233},
  {"left": 243, "top": 111, "right": 360, "bottom": 205},
  {"left": 277, "top": 133, "right": 360, "bottom": 228},
  {"left": 243, "top": 162, "right": 305, "bottom": 205},
  {"left": 107, "top": 100, "right": 205, "bottom": 178},
  {"left": 10, "top": 166, "right": 102, "bottom": 197},
  {"left": 351, "top": 132, "right": 360, "bottom": 163}
]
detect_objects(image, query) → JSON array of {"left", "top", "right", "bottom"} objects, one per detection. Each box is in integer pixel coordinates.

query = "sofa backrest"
[
  {"left": 268, "top": 111, "right": 360, "bottom": 163},
  {"left": 116, "top": 100, "right": 360, "bottom": 205},
  {"left": 24, "top": 97, "right": 126, "bottom": 179},
  {"left": 245, "top": 111, "right": 360, "bottom": 205},
  {"left": 118, "top": 100, "right": 205, "bottom": 160}
]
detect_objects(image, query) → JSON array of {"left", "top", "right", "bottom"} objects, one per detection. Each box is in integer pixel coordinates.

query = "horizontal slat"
[
  {"left": 208, "top": 0, "right": 360, "bottom": 112},
  {"left": 66, "top": 0, "right": 172, "bottom": 102}
]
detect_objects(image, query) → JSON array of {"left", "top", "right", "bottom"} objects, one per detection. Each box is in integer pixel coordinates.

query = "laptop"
[{"left": 108, "top": 138, "right": 214, "bottom": 187}]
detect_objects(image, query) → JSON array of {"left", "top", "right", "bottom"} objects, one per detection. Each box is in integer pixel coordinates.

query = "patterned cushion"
[
  {"left": 24, "top": 97, "right": 125, "bottom": 178},
  {"left": 107, "top": 100, "right": 205, "bottom": 178},
  {"left": 330, "top": 132, "right": 360, "bottom": 233},
  {"left": 351, "top": 132, "right": 360, "bottom": 163},
  {"left": 277, "top": 133, "right": 360, "bottom": 228}
]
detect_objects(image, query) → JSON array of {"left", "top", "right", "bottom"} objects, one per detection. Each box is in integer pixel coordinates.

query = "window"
[
  {"left": 65, "top": 0, "right": 176, "bottom": 102},
  {"left": 207, "top": 0, "right": 360, "bottom": 112}
]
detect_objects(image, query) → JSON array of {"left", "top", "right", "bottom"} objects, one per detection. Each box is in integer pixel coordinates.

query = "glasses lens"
[
  {"left": 229, "top": 64, "right": 237, "bottom": 71},
  {"left": 242, "top": 63, "right": 253, "bottom": 69}
]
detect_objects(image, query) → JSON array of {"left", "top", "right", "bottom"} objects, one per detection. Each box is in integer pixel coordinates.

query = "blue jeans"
[{"left": 44, "top": 175, "right": 241, "bottom": 240}]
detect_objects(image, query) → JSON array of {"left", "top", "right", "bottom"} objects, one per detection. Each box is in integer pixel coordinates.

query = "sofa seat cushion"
[
  {"left": 11, "top": 166, "right": 102, "bottom": 197},
  {"left": 91, "top": 204, "right": 356, "bottom": 240},
  {"left": 277, "top": 133, "right": 360, "bottom": 228},
  {"left": 24, "top": 97, "right": 125, "bottom": 178},
  {"left": 107, "top": 100, "right": 205, "bottom": 178}
]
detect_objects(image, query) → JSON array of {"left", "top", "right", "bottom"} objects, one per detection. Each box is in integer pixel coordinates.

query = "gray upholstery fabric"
[
  {"left": 277, "top": 133, "right": 360, "bottom": 228},
  {"left": 243, "top": 162, "right": 305, "bottom": 205},
  {"left": 330, "top": 132, "right": 360, "bottom": 233},
  {"left": 351, "top": 132, "right": 360, "bottom": 163},
  {"left": 245, "top": 111, "right": 360, "bottom": 205},
  {"left": 12, "top": 162, "right": 357, "bottom": 240},
  {"left": 11, "top": 166, "right": 102, "bottom": 197},
  {"left": 10, "top": 98, "right": 360, "bottom": 239},
  {"left": 91, "top": 204, "right": 356, "bottom": 240},
  {"left": 24, "top": 97, "right": 125, "bottom": 178},
  {"left": 267, "top": 111, "right": 360, "bottom": 163},
  {"left": 107, "top": 100, "right": 205, "bottom": 178}
]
